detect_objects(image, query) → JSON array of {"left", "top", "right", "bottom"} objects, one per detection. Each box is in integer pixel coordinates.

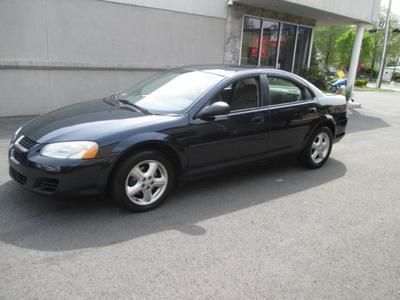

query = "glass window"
[
  {"left": 118, "top": 70, "right": 224, "bottom": 113},
  {"left": 294, "top": 27, "right": 312, "bottom": 74},
  {"left": 240, "top": 17, "right": 262, "bottom": 66},
  {"left": 268, "top": 76, "right": 302, "bottom": 105},
  {"left": 277, "top": 23, "right": 297, "bottom": 71},
  {"left": 260, "top": 21, "right": 280, "bottom": 67},
  {"left": 210, "top": 77, "right": 259, "bottom": 111},
  {"left": 240, "top": 16, "right": 313, "bottom": 73},
  {"left": 210, "top": 84, "right": 233, "bottom": 104}
]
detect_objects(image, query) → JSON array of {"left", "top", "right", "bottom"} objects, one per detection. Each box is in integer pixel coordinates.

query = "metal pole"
[
  {"left": 376, "top": 0, "right": 393, "bottom": 88},
  {"left": 346, "top": 24, "right": 365, "bottom": 102}
]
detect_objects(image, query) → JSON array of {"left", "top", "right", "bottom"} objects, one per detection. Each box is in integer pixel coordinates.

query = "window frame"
[
  {"left": 194, "top": 74, "right": 267, "bottom": 118},
  {"left": 212, "top": 75, "right": 262, "bottom": 113},
  {"left": 239, "top": 16, "right": 263, "bottom": 67}
]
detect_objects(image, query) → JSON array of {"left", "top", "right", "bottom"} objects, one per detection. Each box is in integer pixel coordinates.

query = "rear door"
[{"left": 266, "top": 75, "right": 320, "bottom": 155}]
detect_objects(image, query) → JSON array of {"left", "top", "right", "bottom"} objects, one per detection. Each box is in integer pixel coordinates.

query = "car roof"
[
  {"left": 178, "top": 64, "right": 295, "bottom": 78},
  {"left": 177, "top": 65, "right": 325, "bottom": 98}
]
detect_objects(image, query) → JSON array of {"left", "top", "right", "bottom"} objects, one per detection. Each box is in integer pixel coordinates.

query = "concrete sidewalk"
[{"left": 367, "top": 81, "right": 400, "bottom": 92}]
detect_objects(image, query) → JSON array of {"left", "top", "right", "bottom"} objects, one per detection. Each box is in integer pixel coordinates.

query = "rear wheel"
[
  {"left": 299, "top": 126, "right": 333, "bottom": 169},
  {"left": 110, "top": 151, "right": 174, "bottom": 212}
]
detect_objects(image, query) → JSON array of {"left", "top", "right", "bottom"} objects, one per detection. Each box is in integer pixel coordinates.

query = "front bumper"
[{"left": 8, "top": 141, "right": 115, "bottom": 197}]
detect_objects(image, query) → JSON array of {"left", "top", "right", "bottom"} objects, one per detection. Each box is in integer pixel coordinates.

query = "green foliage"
[
  {"left": 394, "top": 73, "right": 400, "bottom": 82},
  {"left": 313, "top": 25, "right": 348, "bottom": 68},
  {"left": 336, "top": 28, "right": 373, "bottom": 69},
  {"left": 354, "top": 79, "right": 368, "bottom": 87},
  {"left": 387, "top": 14, "right": 400, "bottom": 64},
  {"left": 299, "top": 66, "right": 328, "bottom": 90},
  {"left": 312, "top": 8, "right": 400, "bottom": 79}
]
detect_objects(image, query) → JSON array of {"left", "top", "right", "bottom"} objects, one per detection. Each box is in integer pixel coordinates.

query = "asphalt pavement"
[{"left": 0, "top": 91, "right": 399, "bottom": 299}]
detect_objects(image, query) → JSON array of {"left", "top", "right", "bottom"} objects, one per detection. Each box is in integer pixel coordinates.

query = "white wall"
[
  {"left": 0, "top": 0, "right": 227, "bottom": 116},
  {"left": 0, "top": 70, "right": 156, "bottom": 116},
  {"left": 102, "top": 0, "right": 228, "bottom": 19}
]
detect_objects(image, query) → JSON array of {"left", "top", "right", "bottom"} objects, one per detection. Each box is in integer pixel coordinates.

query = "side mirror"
[{"left": 196, "top": 101, "right": 230, "bottom": 119}]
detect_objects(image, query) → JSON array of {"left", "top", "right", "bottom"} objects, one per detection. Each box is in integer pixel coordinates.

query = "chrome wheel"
[
  {"left": 125, "top": 160, "right": 168, "bottom": 206},
  {"left": 311, "top": 132, "right": 330, "bottom": 164}
]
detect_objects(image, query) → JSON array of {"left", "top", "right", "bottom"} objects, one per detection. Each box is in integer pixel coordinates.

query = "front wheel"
[
  {"left": 299, "top": 127, "right": 333, "bottom": 169},
  {"left": 110, "top": 151, "right": 174, "bottom": 212}
]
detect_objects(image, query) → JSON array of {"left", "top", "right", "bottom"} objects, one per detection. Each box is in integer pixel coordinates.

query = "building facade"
[{"left": 0, "top": 0, "right": 380, "bottom": 116}]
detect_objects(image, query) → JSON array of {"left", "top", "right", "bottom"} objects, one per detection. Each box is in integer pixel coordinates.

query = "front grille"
[
  {"left": 18, "top": 136, "right": 37, "bottom": 150},
  {"left": 9, "top": 167, "right": 27, "bottom": 185},
  {"left": 35, "top": 178, "right": 59, "bottom": 193}
]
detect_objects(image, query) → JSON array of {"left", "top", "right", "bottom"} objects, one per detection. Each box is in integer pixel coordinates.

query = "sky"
[{"left": 381, "top": 0, "right": 400, "bottom": 16}]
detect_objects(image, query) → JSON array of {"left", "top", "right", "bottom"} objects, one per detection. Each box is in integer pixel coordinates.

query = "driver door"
[{"left": 186, "top": 75, "right": 269, "bottom": 170}]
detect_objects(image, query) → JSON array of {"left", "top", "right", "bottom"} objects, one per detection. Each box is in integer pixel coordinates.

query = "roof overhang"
[{"left": 235, "top": 0, "right": 380, "bottom": 25}]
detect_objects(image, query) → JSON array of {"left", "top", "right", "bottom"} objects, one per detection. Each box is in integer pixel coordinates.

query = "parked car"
[
  {"left": 8, "top": 66, "right": 348, "bottom": 211},
  {"left": 329, "top": 78, "right": 347, "bottom": 93}
]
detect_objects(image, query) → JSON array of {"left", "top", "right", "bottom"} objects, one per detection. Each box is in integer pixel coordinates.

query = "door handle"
[{"left": 251, "top": 116, "right": 264, "bottom": 125}]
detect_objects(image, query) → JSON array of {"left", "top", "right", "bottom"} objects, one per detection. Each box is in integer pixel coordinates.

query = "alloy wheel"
[
  {"left": 311, "top": 132, "right": 330, "bottom": 164},
  {"left": 125, "top": 160, "right": 168, "bottom": 206}
]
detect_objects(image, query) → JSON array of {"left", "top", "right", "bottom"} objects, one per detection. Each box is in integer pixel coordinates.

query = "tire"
[
  {"left": 299, "top": 126, "right": 333, "bottom": 169},
  {"left": 110, "top": 150, "right": 175, "bottom": 212}
]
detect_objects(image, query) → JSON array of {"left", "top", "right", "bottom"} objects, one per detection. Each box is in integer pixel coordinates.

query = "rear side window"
[
  {"left": 209, "top": 76, "right": 260, "bottom": 111},
  {"left": 268, "top": 76, "right": 310, "bottom": 105}
]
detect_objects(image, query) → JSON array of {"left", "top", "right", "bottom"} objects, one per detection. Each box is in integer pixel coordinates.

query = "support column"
[{"left": 346, "top": 23, "right": 366, "bottom": 102}]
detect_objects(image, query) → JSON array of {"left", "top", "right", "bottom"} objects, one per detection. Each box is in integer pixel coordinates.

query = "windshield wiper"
[{"left": 116, "top": 99, "right": 151, "bottom": 114}]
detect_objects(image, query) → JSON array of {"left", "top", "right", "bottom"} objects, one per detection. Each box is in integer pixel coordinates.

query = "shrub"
[
  {"left": 298, "top": 66, "right": 328, "bottom": 90},
  {"left": 354, "top": 79, "right": 368, "bottom": 87},
  {"left": 394, "top": 73, "right": 400, "bottom": 82}
]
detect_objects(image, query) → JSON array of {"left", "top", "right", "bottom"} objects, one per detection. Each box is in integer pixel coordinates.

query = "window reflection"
[
  {"left": 240, "top": 17, "right": 262, "bottom": 66},
  {"left": 277, "top": 23, "right": 297, "bottom": 71},
  {"left": 260, "top": 21, "right": 280, "bottom": 68},
  {"left": 294, "top": 27, "right": 312, "bottom": 73},
  {"left": 240, "top": 17, "right": 313, "bottom": 73}
]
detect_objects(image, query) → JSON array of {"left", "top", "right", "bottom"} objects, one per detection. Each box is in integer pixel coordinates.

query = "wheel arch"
[
  {"left": 107, "top": 141, "right": 184, "bottom": 190},
  {"left": 303, "top": 115, "right": 336, "bottom": 149}
]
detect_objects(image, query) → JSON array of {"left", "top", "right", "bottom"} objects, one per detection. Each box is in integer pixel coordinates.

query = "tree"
[
  {"left": 313, "top": 25, "right": 348, "bottom": 69},
  {"left": 365, "top": 8, "right": 400, "bottom": 80},
  {"left": 386, "top": 14, "right": 400, "bottom": 80},
  {"left": 366, "top": 29, "right": 384, "bottom": 79},
  {"left": 336, "top": 27, "right": 373, "bottom": 69}
]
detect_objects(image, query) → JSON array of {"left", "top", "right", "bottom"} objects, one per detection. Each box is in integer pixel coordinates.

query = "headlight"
[
  {"left": 11, "top": 126, "right": 22, "bottom": 143},
  {"left": 9, "top": 127, "right": 22, "bottom": 149},
  {"left": 40, "top": 141, "right": 99, "bottom": 159}
]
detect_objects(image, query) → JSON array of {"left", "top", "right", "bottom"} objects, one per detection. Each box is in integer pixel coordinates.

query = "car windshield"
[{"left": 116, "top": 69, "right": 224, "bottom": 114}]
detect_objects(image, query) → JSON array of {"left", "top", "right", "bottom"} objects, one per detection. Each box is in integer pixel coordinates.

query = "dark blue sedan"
[{"left": 9, "top": 66, "right": 347, "bottom": 211}]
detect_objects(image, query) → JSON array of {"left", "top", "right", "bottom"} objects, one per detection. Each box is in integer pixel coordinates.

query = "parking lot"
[{"left": 0, "top": 91, "right": 399, "bottom": 299}]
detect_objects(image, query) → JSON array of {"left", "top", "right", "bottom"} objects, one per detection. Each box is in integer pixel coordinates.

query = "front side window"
[
  {"left": 210, "top": 77, "right": 260, "bottom": 111},
  {"left": 118, "top": 70, "right": 224, "bottom": 113},
  {"left": 268, "top": 77, "right": 302, "bottom": 105}
]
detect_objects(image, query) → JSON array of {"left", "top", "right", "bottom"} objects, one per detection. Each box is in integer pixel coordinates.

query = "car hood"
[{"left": 21, "top": 99, "right": 179, "bottom": 143}]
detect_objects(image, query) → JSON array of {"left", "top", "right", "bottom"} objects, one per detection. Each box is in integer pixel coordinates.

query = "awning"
[{"left": 235, "top": 0, "right": 380, "bottom": 25}]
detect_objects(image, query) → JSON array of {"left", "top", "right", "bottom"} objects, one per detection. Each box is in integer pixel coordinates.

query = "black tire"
[
  {"left": 110, "top": 150, "right": 175, "bottom": 212},
  {"left": 299, "top": 126, "right": 333, "bottom": 169}
]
